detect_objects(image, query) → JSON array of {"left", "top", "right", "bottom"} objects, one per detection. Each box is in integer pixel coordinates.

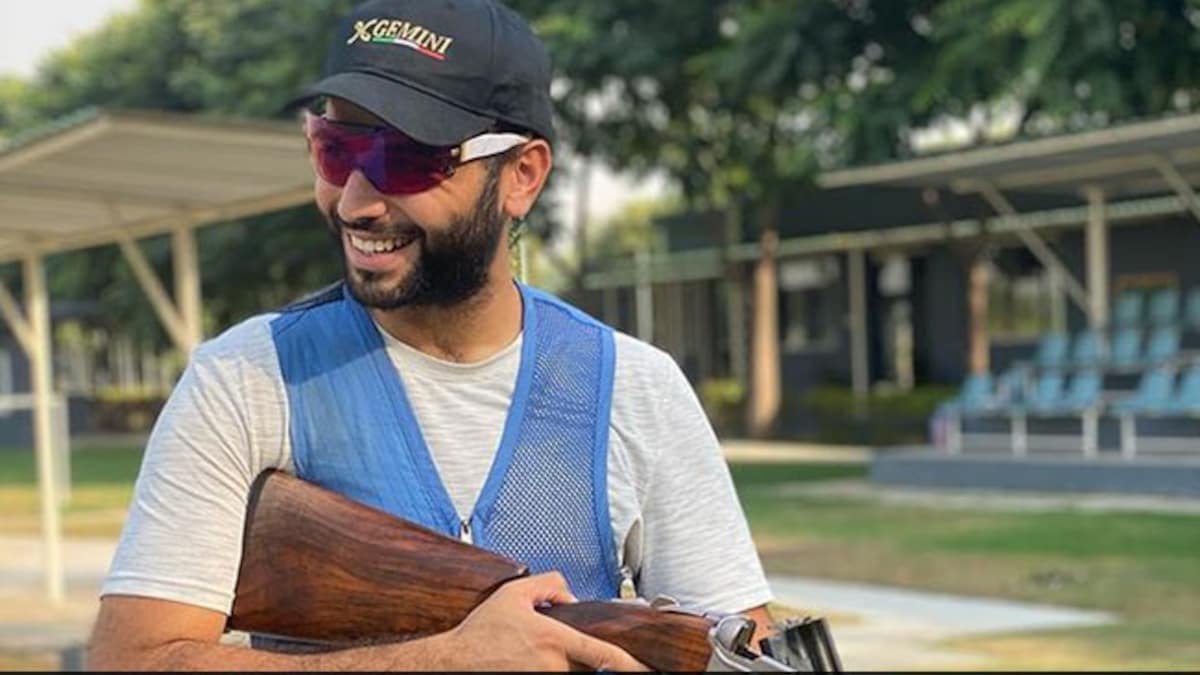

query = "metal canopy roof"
[
  {"left": 818, "top": 112, "right": 1200, "bottom": 199},
  {"left": 0, "top": 107, "right": 320, "bottom": 603},
  {"left": 0, "top": 107, "right": 314, "bottom": 263}
]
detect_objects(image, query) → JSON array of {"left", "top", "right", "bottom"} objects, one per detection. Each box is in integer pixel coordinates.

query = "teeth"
[{"left": 349, "top": 234, "right": 404, "bottom": 254}]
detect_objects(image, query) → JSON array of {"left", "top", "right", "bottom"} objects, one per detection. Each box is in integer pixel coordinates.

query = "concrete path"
[
  {"left": 0, "top": 533, "right": 1121, "bottom": 671},
  {"left": 0, "top": 537, "right": 115, "bottom": 656},
  {"left": 768, "top": 575, "right": 1114, "bottom": 671},
  {"left": 722, "top": 440, "right": 871, "bottom": 464}
]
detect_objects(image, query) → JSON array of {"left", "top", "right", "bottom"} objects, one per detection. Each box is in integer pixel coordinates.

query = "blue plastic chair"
[
  {"left": 1034, "top": 333, "right": 1069, "bottom": 370},
  {"left": 1069, "top": 330, "right": 1104, "bottom": 366},
  {"left": 1148, "top": 287, "right": 1180, "bottom": 326},
  {"left": 1112, "top": 290, "right": 1144, "bottom": 328},
  {"left": 1054, "top": 370, "right": 1103, "bottom": 413},
  {"left": 945, "top": 373, "right": 994, "bottom": 415},
  {"left": 1024, "top": 371, "right": 1065, "bottom": 414},
  {"left": 995, "top": 367, "right": 1027, "bottom": 407},
  {"left": 1112, "top": 366, "right": 1175, "bottom": 415},
  {"left": 1109, "top": 328, "right": 1142, "bottom": 369},
  {"left": 1144, "top": 326, "right": 1181, "bottom": 364},
  {"left": 1166, "top": 364, "right": 1200, "bottom": 414}
]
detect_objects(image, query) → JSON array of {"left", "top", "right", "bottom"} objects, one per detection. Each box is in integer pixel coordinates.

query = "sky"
[
  {"left": 0, "top": 0, "right": 667, "bottom": 236},
  {"left": 0, "top": 0, "right": 139, "bottom": 78}
]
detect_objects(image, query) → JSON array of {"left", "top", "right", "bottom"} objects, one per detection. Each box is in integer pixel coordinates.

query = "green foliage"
[
  {"left": 0, "top": 446, "right": 144, "bottom": 485},
  {"left": 698, "top": 377, "right": 747, "bottom": 435},
  {"left": 506, "top": 1, "right": 926, "bottom": 210},
  {"left": 0, "top": 1, "right": 355, "bottom": 347},
  {"left": 801, "top": 384, "right": 959, "bottom": 418},
  {"left": 2, "top": 0, "right": 1200, "bottom": 349},
  {"left": 915, "top": 0, "right": 1200, "bottom": 137},
  {"left": 586, "top": 197, "right": 680, "bottom": 260}
]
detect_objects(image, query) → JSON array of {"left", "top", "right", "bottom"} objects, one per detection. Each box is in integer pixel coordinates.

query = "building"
[{"left": 582, "top": 112, "right": 1200, "bottom": 494}]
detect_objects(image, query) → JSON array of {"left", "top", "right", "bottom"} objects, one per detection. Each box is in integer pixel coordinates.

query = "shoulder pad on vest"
[
  {"left": 279, "top": 282, "right": 344, "bottom": 314},
  {"left": 525, "top": 286, "right": 611, "bottom": 331}
]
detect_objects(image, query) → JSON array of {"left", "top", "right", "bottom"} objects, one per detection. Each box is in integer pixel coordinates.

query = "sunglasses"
[{"left": 302, "top": 111, "right": 530, "bottom": 195}]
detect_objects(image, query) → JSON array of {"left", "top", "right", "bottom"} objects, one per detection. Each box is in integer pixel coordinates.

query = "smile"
[{"left": 347, "top": 232, "right": 419, "bottom": 255}]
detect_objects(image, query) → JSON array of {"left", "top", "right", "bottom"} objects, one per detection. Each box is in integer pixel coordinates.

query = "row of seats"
[
  {"left": 1031, "top": 325, "right": 1181, "bottom": 370},
  {"left": 1112, "top": 286, "right": 1200, "bottom": 329},
  {"left": 943, "top": 364, "right": 1200, "bottom": 418}
]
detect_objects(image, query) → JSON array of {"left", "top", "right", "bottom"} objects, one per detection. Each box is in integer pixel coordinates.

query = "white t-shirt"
[{"left": 101, "top": 308, "right": 772, "bottom": 616}]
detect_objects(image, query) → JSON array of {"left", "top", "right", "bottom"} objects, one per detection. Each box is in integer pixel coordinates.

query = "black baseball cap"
[{"left": 289, "top": 0, "right": 556, "bottom": 146}]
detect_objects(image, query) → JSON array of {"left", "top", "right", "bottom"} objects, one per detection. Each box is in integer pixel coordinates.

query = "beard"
[{"left": 325, "top": 170, "right": 507, "bottom": 310}]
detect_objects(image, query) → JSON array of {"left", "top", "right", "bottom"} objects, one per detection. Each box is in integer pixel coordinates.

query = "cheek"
[
  {"left": 396, "top": 180, "right": 479, "bottom": 228},
  {"left": 314, "top": 179, "right": 340, "bottom": 215}
]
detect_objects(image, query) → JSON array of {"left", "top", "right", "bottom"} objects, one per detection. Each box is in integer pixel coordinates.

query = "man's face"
[{"left": 314, "top": 98, "right": 509, "bottom": 310}]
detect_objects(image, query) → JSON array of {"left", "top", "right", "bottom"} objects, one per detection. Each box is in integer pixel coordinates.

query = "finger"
[
  {"left": 563, "top": 627, "right": 650, "bottom": 672},
  {"left": 513, "top": 572, "right": 578, "bottom": 605}
]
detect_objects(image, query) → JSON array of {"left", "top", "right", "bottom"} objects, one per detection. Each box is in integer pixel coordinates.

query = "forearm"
[{"left": 89, "top": 632, "right": 454, "bottom": 672}]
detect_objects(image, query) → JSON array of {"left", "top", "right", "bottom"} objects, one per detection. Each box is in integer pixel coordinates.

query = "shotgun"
[{"left": 228, "top": 470, "right": 842, "bottom": 672}]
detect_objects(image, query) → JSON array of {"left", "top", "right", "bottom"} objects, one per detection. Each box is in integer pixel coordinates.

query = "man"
[{"left": 88, "top": 0, "right": 773, "bottom": 670}]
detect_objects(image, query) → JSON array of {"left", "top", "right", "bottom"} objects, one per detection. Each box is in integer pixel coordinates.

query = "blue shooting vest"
[{"left": 270, "top": 283, "right": 620, "bottom": 600}]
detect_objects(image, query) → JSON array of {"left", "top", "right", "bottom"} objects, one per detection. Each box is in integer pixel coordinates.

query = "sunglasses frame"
[{"left": 302, "top": 111, "right": 531, "bottom": 193}]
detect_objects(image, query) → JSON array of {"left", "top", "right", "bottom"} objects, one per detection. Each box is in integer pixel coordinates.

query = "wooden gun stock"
[{"left": 229, "top": 471, "right": 714, "bottom": 671}]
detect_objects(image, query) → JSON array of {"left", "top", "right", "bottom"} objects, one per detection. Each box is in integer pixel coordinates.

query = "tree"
[
  {"left": 913, "top": 0, "right": 1200, "bottom": 140},
  {"left": 503, "top": 1, "right": 935, "bottom": 435},
  {"left": 4, "top": 0, "right": 1200, "bottom": 421},
  {"left": 0, "top": 0, "right": 360, "bottom": 348}
]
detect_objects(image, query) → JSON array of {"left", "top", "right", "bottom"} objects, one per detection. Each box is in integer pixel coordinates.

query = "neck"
[{"left": 370, "top": 275, "right": 523, "bottom": 363}]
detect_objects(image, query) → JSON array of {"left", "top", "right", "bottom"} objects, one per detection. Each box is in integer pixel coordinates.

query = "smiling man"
[{"left": 87, "top": 0, "right": 772, "bottom": 670}]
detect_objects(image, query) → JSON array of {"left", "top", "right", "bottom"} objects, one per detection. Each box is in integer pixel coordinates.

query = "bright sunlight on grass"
[
  {"left": 730, "top": 459, "right": 1200, "bottom": 670},
  {"left": 0, "top": 445, "right": 143, "bottom": 537}
]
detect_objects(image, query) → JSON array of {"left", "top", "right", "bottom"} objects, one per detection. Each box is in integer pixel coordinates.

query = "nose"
[{"left": 336, "top": 170, "right": 389, "bottom": 224}]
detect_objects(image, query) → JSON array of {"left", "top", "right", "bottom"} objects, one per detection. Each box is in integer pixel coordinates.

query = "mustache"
[{"left": 326, "top": 208, "right": 425, "bottom": 240}]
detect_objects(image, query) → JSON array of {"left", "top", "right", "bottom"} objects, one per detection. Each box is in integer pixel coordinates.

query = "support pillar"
[
  {"left": 635, "top": 251, "right": 654, "bottom": 343},
  {"left": 118, "top": 235, "right": 190, "bottom": 353},
  {"left": 1151, "top": 155, "right": 1200, "bottom": 224},
  {"left": 172, "top": 225, "right": 203, "bottom": 352},
  {"left": 1083, "top": 186, "right": 1109, "bottom": 329},
  {"left": 749, "top": 228, "right": 781, "bottom": 437},
  {"left": 25, "top": 255, "right": 64, "bottom": 604},
  {"left": 1012, "top": 412, "right": 1028, "bottom": 457},
  {"left": 848, "top": 249, "right": 870, "bottom": 404},
  {"left": 726, "top": 275, "right": 747, "bottom": 383},
  {"left": 968, "top": 256, "right": 991, "bottom": 375},
  {"left": 963, "top": 179, "right": 1090, "bottom": 315}
]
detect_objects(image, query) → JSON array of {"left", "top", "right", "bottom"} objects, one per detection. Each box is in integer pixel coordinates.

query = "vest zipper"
[{"left": 459, "top": 519, "right": 473, "bottom": 545}]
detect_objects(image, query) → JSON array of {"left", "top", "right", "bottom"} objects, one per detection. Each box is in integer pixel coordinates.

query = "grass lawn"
[
  {"left": 1, "top": 446, "right": 1196, "bottom": 669},
  {"left": 730, "top": 460, "right": 1200, "bottom": 671},
  {"left": 0, "top": 445, "right": 143, "bottom": 537}
]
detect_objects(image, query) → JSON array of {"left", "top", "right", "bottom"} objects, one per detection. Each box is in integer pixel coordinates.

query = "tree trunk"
[
  {"left": 968, "top": 257, "right": 990, "bottom": 375},
  {"left": 749, "top": 203, "right": 781, "bottom": 438}
]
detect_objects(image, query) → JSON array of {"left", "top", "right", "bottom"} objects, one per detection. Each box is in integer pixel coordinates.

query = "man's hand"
[
  {"left": 440, "top": 572, "right": 649, "bottom": 672},
  {"left": 90, "top": 576, "right": 647, "bottom": 672}
]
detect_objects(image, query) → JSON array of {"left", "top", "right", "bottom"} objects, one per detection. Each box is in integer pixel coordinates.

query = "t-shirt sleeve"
[
  {"left": 632, "top": 351, "right": 774, "bottom": 614},
  {"left": 100, "top": 315, "right": 288, "bottom": 615}
]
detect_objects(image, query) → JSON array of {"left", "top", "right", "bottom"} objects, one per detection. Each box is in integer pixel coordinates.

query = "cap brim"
[{"left": 284, "top": 71, "right": 494, "bottom": 147}]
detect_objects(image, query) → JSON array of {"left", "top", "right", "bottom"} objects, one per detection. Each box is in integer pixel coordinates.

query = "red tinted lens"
[{"left": 304, "top": 113, "right": 453, "bottom": 194}]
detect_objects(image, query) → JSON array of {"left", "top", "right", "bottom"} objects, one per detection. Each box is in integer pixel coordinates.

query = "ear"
[{"left": 500, "top": 139, "right": 553, "bottom": 220}]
